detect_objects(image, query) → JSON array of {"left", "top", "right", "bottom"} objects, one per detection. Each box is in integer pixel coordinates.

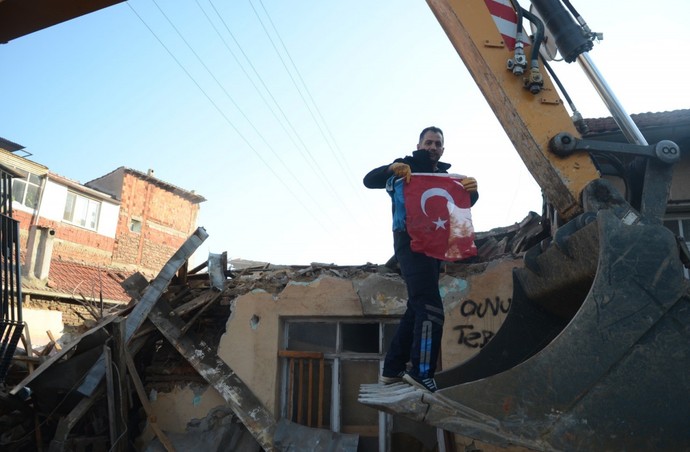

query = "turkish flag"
[{"left": 403, "top": 173, "right": 477, "bottom": 261}]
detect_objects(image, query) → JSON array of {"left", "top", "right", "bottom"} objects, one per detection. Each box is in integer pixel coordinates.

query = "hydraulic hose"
[
  {"left": 530, "top": 0, "right": 592, "bottom": 62},
  {"left": 521, "top": 7, "right": 544, "bottom": 67}
]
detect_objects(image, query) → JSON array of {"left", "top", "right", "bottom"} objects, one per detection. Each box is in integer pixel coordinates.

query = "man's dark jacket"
[{"left": 363, "top": 149, "right": 479, "bottom": 206}]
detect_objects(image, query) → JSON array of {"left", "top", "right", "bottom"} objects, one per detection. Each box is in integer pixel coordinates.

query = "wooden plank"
[
  {"left": 124, "top": 227, "right": 209, "bottom": 340},
  {"left": 175, "top": 289, "right": 218, "bottom": 316},
  {"left": 47, "top": 330, "right": 61, "bottom": 351},
  {"left": 147, "top": 297, "right": 276, "bottom": 451},
  {"left": 179, "top": 291, "right": 220, "bottom": 336},
  {"left": 103, "top": 345, "right": 118, "bottom": 450},
  {"left": 111, "top": 319, "right": 128, "bottom": 452},
  {"left": 20, "top": 324, "right": 35, "bottom": 374},
  {"left": 48, "top": 387, "right": 105, "bottom": 452},
  {"left": 124, "top": 347, "right": 176, "bottom": 452},
  {"left": 10, "top": 314, "right": 117, "bottom": 396},
  {"left": 131, "top": 289, "right": 221, "bottom": 340},
  {"left": 176, "top": 261, "right": 188, "bottom": 286},
  {"left": 77, "top": 228, "right": 208, "bottom": 396}
]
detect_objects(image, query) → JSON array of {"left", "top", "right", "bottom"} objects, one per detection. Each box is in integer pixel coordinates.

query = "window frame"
[
  {"left": 280, "top": 318, "right": 399, "bottom": 451},
  {"left": 63, "top": 190, "right": 102, "bottom": 231},
  {"left": 11, "top": 171, "right": 41, "bottom": 209}
]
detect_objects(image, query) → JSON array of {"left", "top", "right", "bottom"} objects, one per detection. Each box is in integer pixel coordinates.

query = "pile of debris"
[
  {"left": 0, "top": 228, "right": 376, "bottom": 451},
  {"left": 0, "top": 212, "right": 546, "bottom": 451}
]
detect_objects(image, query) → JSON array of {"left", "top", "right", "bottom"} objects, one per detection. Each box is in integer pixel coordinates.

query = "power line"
[
  {"left": 207, "top": 0, "right": 363, "bottom": 225},
  {"left": 255, "top": 0, "right": 363, "bottom": 194},
  {"left": 127, "top": 1, "right": 331, "bottom": 232},
  {"left": 197, "top": 0, "right": 323, "bottom": 178},
  {"left": 250, "top": 0, "right": 372, "bottom": 222}
]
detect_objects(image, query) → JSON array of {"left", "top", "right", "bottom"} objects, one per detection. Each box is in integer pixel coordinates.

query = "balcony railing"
[{"left": 0, "top": 167, "right": 24, "bottom": 383}]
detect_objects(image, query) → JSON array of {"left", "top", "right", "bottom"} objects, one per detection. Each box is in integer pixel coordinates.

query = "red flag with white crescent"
[{"left": 403, "top": 174, "right": 477, "bottom": 261}]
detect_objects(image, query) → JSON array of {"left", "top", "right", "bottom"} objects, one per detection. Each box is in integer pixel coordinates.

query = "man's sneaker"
[
  {"left": 403, "top": 373, "right": 438, "bottom": 392},
  {"left": 379, "top": 371, "right": 405, "bottom": 385}
]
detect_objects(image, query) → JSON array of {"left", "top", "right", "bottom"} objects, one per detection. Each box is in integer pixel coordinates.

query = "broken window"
[
  {"left": 281, "top": 319, "right": 396, "bottom": 452},
  {"left": 63, "top": 191, "right": 101, "bottom": 230}
]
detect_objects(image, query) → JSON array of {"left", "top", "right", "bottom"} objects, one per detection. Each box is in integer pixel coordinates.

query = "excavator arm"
[
  {"left": 427, "top": 0, "right": 599, "bottom": 220},
  {"left": 360, "top": 1, "right": 690, "bottom": 450}
]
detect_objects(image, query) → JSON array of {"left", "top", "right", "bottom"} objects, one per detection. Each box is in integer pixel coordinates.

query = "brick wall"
[
  {"left": 14, "top": 209, "right": 115, "bottom": 266},
  {"left": 112, "top": 173, "right": 200, "bottom": 274},
  {"left": 23, "top": 297, "right": 105, "bottom": 329},
  {"left": 13, "top": 171, "right": 200, "bottom": 277}
]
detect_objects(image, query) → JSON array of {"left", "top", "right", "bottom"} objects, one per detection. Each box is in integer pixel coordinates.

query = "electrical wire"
[
  {"left": 209, "top": 0, "right": 363, "bottom": 225},
  {"left": 127, "top": 2, "right": 332, "bottom": 232},
  {"left": 254, "top": 0, "right": 367, "bottom": 204},
  {"left": 151, "top": 0, "right": 340, "bottom": 229},
  {"left": 193, "top": 0, "right": 320, "bottom": 176}
]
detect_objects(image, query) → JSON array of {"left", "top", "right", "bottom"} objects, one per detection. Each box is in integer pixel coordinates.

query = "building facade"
[{"left": 0, "top": 138, "right": 205, "bottom": 343}]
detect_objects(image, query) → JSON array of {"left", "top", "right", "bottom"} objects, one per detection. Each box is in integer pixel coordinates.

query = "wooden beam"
[
  {"left": 103, "top": 345, "right": 118, "bottom": 450},
  {"left": 124, "top": 347, "right": 176, "bottom": 452},
  {"left": 77, "top": 228, "right": 209, "bottom": 397},
  {"left": 109, "top": 319, "right": 128, "bottom": 452},
  {"left": 48, "top": 387, "right": 105, "bottom": 452},
  {"left": 147, "top": 297, "right": 276, "bottom": 451},
  {"left": 10, "top": 315, "right": 117, "bottom": 396},
  {"left": 179, "top": 291, "right": 221, "bottom": 335}
]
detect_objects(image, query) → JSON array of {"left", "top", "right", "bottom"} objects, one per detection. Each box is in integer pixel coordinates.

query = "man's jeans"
[{"left": 384, "top": 232, "right": 444, "bottom": 379}]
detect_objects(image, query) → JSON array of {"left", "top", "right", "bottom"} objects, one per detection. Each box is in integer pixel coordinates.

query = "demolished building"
[
  {"left": 0, "top": 213, "right": 542, "bottom": 451},
  {"left": 2, "top": 110, "right": 689, "bottom": 451}
]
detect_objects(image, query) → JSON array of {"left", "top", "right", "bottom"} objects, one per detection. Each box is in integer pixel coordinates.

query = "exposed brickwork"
[
  {"left": 111, "top": 172, "right": 200, "bottom": 274},
  {"left": 23, "top": 297, "right": 111, "bottom": 329},
  {"left": 13, "top": 167, "right": 202, "bottom": 332},
  {"left": 14, "top": 209, "right": 116, "bottom": 266}
]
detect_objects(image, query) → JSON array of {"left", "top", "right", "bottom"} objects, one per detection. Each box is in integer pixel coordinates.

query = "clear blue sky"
[{"left": 1, "top": 0, "right": 688, "bottom": 265}]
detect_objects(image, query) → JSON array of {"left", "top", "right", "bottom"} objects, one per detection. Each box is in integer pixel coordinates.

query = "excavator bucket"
[{"left": 360, "top": 209, "right": 690, "bottom": 451}]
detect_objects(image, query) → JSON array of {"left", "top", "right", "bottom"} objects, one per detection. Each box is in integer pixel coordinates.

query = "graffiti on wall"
[{"left": 452, "top": 296, "right": 511, "bottom": 348}]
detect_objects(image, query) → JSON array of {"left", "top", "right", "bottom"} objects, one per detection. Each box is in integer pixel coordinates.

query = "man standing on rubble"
[{"left": 363, "top": 126, "right": 479, "bottom": 392}]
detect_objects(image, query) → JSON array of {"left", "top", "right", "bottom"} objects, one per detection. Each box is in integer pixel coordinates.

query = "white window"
[
  {"left": 280, "top": 319, "right": 437, "bottom": 451},
  {"left": 12, "top": 172, "right": 41, "bottom": 209},
  {"left": 63, "top": 191, "right": 101, "bottom": 230}
]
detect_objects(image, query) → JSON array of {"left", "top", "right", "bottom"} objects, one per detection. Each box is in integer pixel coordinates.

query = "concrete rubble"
[{"left": 0, "top": 213, "right": 544, "bottom": 451}]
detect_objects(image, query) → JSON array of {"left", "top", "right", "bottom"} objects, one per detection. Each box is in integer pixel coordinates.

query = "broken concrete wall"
[
  {"left": 212, "top": 258, "right": 519, "bottom": 418},
  {"left": 137, "top": 385, "right": 226, "bottom": 448},
  {"left": 21, "top": 308, "right": 63, "bottom": 347},
  {"left": 217, "top": 276, "right": 365, "bottom": 414},
  {"left": 441, "top": 258, "right": 520, "bottom": 368}
]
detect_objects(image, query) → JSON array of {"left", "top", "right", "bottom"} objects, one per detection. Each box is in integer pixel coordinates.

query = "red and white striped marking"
[{"left": 484, "top": 0, "right": 528, "bottom": 50}]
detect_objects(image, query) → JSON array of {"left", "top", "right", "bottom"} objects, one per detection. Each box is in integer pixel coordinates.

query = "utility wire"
[
  {"left": 255, "top": 0, "right": 365, "bottom": 201},
  {"left": 162, "top": 0, "right": 340, "bottom": 228},
  {"left": 236, "top": 0, "right": 363, "bottom": 222},
  {"left": 206, "top": 0, "right": 328, "bottom": 191},
  {"left": 206, "top": 0, "right": 362, "bottom": 226},
  {"left": 127, "top": 1, "right": 331, "bottom": 232},
  {"left": 193, "top": 0, "right": 355, "bottom": 227},
  {"left": 193, "top": 0, "right": 316, "bottom": 175}
]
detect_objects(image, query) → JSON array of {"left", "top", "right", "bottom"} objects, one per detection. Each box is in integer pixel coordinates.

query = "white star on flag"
[{"left": 433, "top": 217, "right": 447, "bottom": 230}]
